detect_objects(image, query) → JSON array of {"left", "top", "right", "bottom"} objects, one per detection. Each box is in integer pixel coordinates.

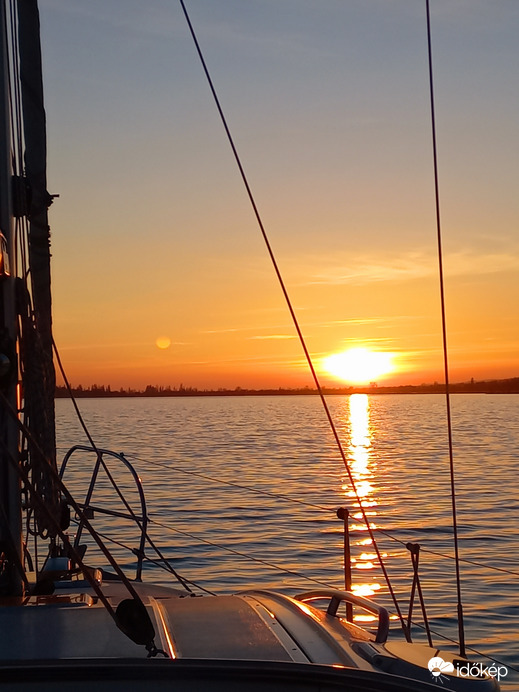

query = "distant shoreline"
[{"left": 55, "top": 377, "right": 519, "bottom": 398}]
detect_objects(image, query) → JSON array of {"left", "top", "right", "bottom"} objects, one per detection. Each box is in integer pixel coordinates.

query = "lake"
[{"left": 56, "top": 393, "right": 518, "bottom": 689}]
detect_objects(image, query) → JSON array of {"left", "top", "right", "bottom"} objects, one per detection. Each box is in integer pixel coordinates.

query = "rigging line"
[
  {"left": 8, "top": 0, "right": 31, "bottom": 287},
  {"left": 52, "top": 339, "right": 193, "bottom": 593},
  {"left": 52, "top": 339, "right": 102, "bottom": 453},
  {"left": 6, "top": 0, "right": 19, "bottom": 169},
  {"left": 94, "top": 531, "right": 216, "bottom": 596},
  {"left": 153, "top": 515, "right": 508, "bottom": 652},
  {"left": 140, "top": 457, "right": 519, "bottom": 578},
  {"left": 149, "top": 515, "right": 334, "bottom": 590},
  {"left": 425, "top": 0, "right": 465, "bottom": 658},
  {"left": 420, "top": 551, "right": 519, "bottom": 578},
  {"left": 174, "top": 578, "right": 216, "bottom": 596},
  {"left": 408, "top": 618, "right": 519, "bottom": 673},
  {"left": 0, "top": 434, "right": 117, "bottom": 620},
  {"left": 0, "top": 390, "right": 152, "bottom": 611},
  {"left": 54, "top": 340, "right": 139, "bottom": 517},
  {"left": 0, "top": 436, "right": 166, "bottom": 655},
  {"left": 8, "top": 0, "right": 23, "bottom": 174},
  {"left": 128, "top": 453, "right": 334, "bottom": 512},
  {"left": 142, "top": 526, "right": 193, "bottom": 592},
  {"left": 134, "top": 455, "right": 519, "bottom": 580},
  {"left": 376, "top": 528, "right": 519, "bottom": 577},
  {"left": 72, "top": 521, "right": 215, "bottom": 595},
  {"left": 5, "top": 0, "right": 25, "bottom": 285},
  {"left": 0, "top": 502, "right": 30, "bottom": 590},
  {"left": 178, "top": 0, "right": 408, "bottom": 636},
  {"left": 71, "top": 446, "right": 519, "bottom": 572}
]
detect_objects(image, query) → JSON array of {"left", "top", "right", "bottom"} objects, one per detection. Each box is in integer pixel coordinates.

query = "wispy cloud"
[
  {"left": 248, "top": 334, "right": 297, "bottom": 341},
  {"left": 201, "top": 328, "right": 240, "bottom": 335},
  {"left": 303, "top": 248, "right": 519, "bottom": 286},
  {"left": 328, "top": 315, "right": 425, "bottom": 326}
]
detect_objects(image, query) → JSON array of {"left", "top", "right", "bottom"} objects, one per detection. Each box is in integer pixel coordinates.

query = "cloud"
[
  {"left": 201, "top": 328, "right": 240, "bottom": 335},
  {"left": 303, "top": 248, "right": 519, "bottom": 286},
  {"left": 248, "top": 334, "right": 297, "bottom": 341}
]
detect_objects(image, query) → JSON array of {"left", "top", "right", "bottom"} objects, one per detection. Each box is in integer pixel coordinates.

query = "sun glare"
[{"left": 322, "top": 348, "right": 394, "bottom": 384}]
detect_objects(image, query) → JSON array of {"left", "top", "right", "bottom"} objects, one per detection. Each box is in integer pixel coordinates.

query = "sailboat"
[{"left": 0, "top": 1, "right": 504, "bottom": 690}]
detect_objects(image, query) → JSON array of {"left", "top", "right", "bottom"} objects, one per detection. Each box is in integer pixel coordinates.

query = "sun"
[{"left": 322, "top": 348, "right": 394, "bottom": 384}]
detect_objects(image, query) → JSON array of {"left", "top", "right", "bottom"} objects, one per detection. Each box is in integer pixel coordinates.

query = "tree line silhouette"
[{"left": 55, "top": 377, "right": 519, "bottom": 398}]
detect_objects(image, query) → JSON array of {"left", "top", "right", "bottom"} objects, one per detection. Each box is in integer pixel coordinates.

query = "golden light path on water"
[{"left": 343, "top": 394, "right": 384, "bottom": 622}]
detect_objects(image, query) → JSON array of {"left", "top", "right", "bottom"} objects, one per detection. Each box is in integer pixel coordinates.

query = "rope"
[
  {"left": 128, "top": 454, "right": 333, "bottom": 512},
  {"left": 0, "top": 434, "right": 118, "bottom": 616},
  {"left": 130, "top": 452, "right": 519, "bottom": 583},
  {"left": 131, "top": 454, "right": 519, "bottom": 578},
  {"left": 149, "top": 515, "right": 334, "bottom": 590},
  {"left": 425, "top": 0, "right": 465, "bottom": 657},
  {"left": 0, "top": 389, "right": 165, "bottom": 656},
  {"left": 70, "top": 520, "right": 212, "bottom": 595},
  {"left": 178, "top": 0, "right": 407, "bottom": 636},
  {"left": 147, "top": 515, "right": 511, "bottom": 668},
  {"left": 8, "top": 0, "right": 24, "bottom": 177},
  {"left": 409, "top": 619, "right": 519, "bottom": 675},
  {"left": 377, "top": 528, "right": 519, "bottom": 578},
  {"left": 4, "top": 0, "right": 62, "bottom": 543},
  {"left": 53, "top": 340, "right": 193, "bottom": 593}
]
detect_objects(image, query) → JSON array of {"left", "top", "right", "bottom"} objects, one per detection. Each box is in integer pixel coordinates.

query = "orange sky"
[{"left": 40, "top": 2, "right": 519, "bottom": 391}]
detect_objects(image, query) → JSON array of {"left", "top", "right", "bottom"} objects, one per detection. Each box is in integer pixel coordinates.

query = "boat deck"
[
  {"left": 0, "top": 581, "right": 498, "bottom": 691},
  {"left": 0, "top": 582, "right": 370, "bottom": 665}
]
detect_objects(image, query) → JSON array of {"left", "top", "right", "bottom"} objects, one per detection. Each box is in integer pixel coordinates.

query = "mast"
[
  {"left": 0, "top": 0, "right": 22, "bottom": 596},
  {"left": 16, "top": 0, "right": 58, "bottom": 525},
  {"left": 0, "top": 0, "right": 58, "bottom": 596}
]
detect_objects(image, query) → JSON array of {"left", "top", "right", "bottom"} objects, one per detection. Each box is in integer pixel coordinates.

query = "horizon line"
[{"left": 55, "top": 375, "right": 519, "bottom": 397}]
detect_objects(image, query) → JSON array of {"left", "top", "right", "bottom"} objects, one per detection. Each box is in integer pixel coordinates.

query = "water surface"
[{"left": 56, "top": 393, "right": 519, "bottom": 688}]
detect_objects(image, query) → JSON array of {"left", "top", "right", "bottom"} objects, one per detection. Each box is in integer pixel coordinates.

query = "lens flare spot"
[{"left": 156, "top": 336, "right": 171, "bottom": 349}]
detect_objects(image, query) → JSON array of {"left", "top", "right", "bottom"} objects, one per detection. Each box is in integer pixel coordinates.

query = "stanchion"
[{"left": 336, "top": 507, "right": 352, "bottom": 621}]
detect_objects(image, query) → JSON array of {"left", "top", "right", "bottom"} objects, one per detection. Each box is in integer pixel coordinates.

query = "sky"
[{"left": 37, "top": 0, "right": 519, "bottom": 390}]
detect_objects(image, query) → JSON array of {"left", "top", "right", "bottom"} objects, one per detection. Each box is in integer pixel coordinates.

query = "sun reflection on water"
[
  {"left": 342, "top": 394, "right": 383, "bottom": 612},
  {"left": 344, "top": 393, "right": 377, "bottom": 520}
]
